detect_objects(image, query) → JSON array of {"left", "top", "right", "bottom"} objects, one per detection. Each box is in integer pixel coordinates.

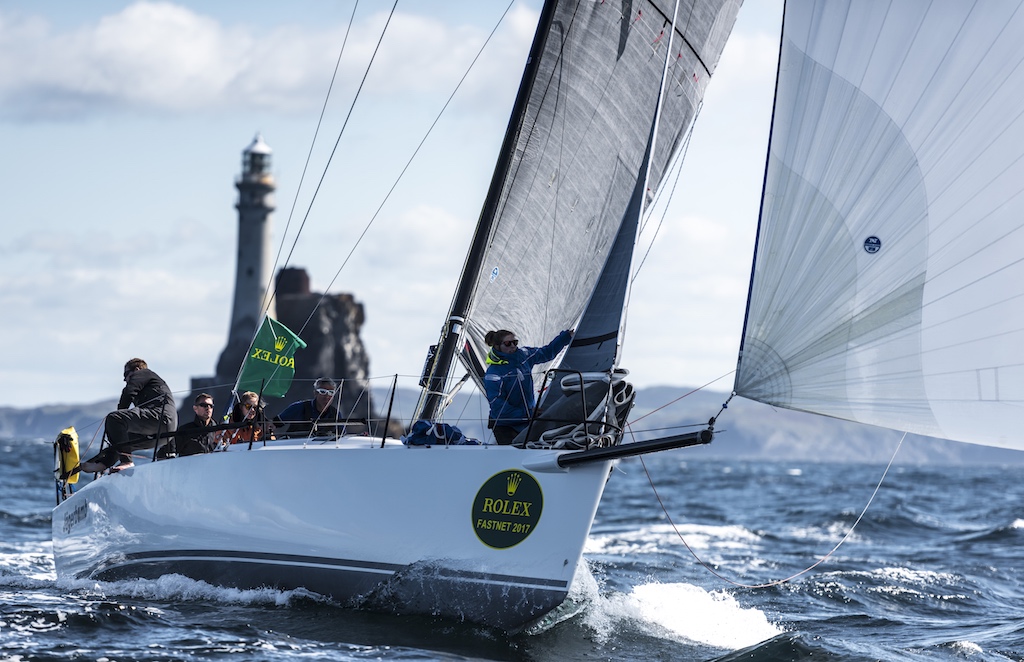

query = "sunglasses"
[
  {"left": 315, "top": 388, "right": 335, "bottom": 396},
  {"left": 196, "top": 403, "right": 214, "bottom": 409},
  {"left": 502, "top": 339, "right": 519, "bottom": 347}
]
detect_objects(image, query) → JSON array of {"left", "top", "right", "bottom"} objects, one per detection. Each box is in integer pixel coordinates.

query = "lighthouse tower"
[{"left": 228, "top": 133, "right": 276, "bottom": 346}]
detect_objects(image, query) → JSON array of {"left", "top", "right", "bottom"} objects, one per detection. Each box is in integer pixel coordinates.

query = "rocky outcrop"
[
  {"left": 181, "top": 267, "right": 397, "bottom": 434},
  {"left": 271, "top": 268, "right": 373, "bottom": 421}
]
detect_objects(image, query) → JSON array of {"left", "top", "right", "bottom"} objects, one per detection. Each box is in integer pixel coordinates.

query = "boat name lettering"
[
  {"left": 62, "top": 500, "right": 88, "bottom": 534},
  {"left": 249, "top": 347, "right": 296, "bottom": 369},
  {"left": 472, "top": 470, "right": 543, "bottom": 549}
]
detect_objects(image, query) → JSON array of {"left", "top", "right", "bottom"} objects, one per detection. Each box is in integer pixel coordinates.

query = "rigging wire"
[
  {"left": 307, "top": 0, "right": 518, "bottom": 318},
  {"left": 625, "top": 370, "right": 733, "bottom": 427},
  {"left": 619, "top": 0, "right": 686, "bottom": 346},
  {"left": 280, "top": 0, "right": 398, "bottom": 289},
  {"left": 638, "top": 430, "right": 907, "bottom": 589},
  {"left": 230, "top": 0, "right": 364, "bottom": 395},
  {"left": 230, "top": 0, "right": 520, "bottom": 403},
  {"left": 636, "top": 0, "right": 686, "bottom": 224},
  {"left": 261, "top": 0, "right": 361, "bottom": 323},
  {"left": 243, "top": 0, "right": 516, "bottom": 390},
  {"left": 632, "top": 99, "right": 702, "bottom": 280}
]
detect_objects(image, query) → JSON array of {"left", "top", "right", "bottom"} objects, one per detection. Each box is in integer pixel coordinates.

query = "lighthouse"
[
  {"left": 228, "top": 133, "right": 276, "bottom": 346},
  {"left": 180, "top": 133, "right": 384, "bottom": 426}
]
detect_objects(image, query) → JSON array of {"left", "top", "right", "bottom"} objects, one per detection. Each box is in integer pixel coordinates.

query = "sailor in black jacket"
[
  {"left": 80, "top": 358, "right": 177, "bottom": 473},
  {"left": 173, "top": 392, "right": 218, "bottom": 456}
]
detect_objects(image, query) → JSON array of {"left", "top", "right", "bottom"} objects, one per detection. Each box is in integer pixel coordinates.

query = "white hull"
[{"left": 52, "top": 437, "right": 613, "bottom": 631}]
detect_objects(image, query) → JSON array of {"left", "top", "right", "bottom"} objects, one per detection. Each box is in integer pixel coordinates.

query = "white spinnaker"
[{"left": 736, "top": 0, "right": 1024, "bottom": 450}]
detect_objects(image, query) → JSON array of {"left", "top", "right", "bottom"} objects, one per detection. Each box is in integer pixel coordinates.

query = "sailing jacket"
[
  {"left": 274, "top": 399, "right": 340, "bottom": 436},
  {"left": 175, "top": 416, "right": 216, "bottom": 456},
  {"left": 484, "top": 329, "right": 573, "bottom": 430},
  {"left": 118, "top": 368, "right": 177, "bottom": 426}
]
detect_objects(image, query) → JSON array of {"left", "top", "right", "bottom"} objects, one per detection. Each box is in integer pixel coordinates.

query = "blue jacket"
[
  {"left": 484, "top": 329, "right": 572, "bottom": 430},
  {"left": 274, "top": 399, "right": 340, "bottom": 436}
]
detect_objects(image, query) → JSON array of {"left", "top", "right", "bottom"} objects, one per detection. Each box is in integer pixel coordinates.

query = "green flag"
[{"left": 237, "top": 316, "right": 307, "bottom": 398}]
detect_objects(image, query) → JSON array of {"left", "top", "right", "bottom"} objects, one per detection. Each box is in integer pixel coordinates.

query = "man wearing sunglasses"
[
  {"left": 173, "top": 393, "right": 219, "bottom": 457},
  {"left": 274, "top": 377, "right": 341, "bottom": 436}
]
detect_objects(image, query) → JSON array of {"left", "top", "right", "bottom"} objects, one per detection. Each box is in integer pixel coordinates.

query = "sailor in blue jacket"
[{"left": 483, "top": 328, "right": 573, "bottom": 445}]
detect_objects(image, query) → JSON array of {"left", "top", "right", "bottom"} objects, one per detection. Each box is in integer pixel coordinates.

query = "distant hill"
[
  {"left": 0, "top": 400, "right": 116, "bottom": 446},
  {"left": 627, "top": 386, "right": 1024, "bottom": 466},
  {"left": 4, "top": 387, "right": 1021, "bottom": 466}
]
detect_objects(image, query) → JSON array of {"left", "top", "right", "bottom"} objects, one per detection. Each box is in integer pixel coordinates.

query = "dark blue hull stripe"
[
  {"left": 86, "top": 550, "right": 570, "bottom": 630},
  {"left": 88, "top": 549, "right": 569, "bottom": 589}
]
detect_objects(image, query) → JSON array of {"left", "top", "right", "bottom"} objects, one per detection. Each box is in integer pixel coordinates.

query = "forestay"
[
  {"left": 457, "top": 0, "right": 741, "bottom": 384},
  {"left": 735, "top": 0, "right": 1024, "bottom": 450}
]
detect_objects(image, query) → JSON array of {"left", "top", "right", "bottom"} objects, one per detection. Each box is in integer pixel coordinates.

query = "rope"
[
  {"left": 639, "top": 431, "right": 907, "bottom": 589},
  {"left": 627, "top": 370, "right": 732, "bottom": 426}
]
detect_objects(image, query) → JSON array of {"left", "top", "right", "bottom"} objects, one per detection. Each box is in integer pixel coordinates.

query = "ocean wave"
[
  {"left": 586, "top": 522, "right": 759, "bottom": 556},
  {"left": 0, "top": 542, "right": 55, "bottom": 583},
  {"left": 583, "top": 580, "right": 783, "bottom": 650},
  {"left": 549, "top": 558, "right": 783, "bottom": 651},
  {"left": 56, "top": 573, "right": 328, "bottom": 608}
]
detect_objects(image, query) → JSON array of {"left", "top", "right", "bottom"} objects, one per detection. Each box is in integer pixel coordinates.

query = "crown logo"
[
  {"left": 506, "top": 472, "right": 521, "bottom": 496},
  {"left": 274, "top": 335, "right": 288, "bottom": 352}
]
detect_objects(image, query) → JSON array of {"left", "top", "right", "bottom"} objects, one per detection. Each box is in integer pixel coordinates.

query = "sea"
[{"left": 3, "top": 435, "right": 1023, "bottom": 661}]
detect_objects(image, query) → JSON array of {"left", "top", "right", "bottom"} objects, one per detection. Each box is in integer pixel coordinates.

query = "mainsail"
[
  {"left": 735, "top": 0, "right": 1024, "bottom": 450},
  {"left": 419, "top": 0, "right": 742, "bottom": 418}
]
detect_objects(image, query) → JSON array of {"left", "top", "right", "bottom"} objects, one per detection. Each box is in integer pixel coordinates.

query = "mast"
[{"left": 414, "top": 0, "right": 560, "bottom": 422}]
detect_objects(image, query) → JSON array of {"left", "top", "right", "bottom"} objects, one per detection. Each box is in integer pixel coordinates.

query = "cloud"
[
  {"left": 0, "top": 1, "right": 780, "bottom": 408},
  {"left": 0, "top": 218, "right": 232, "bottom": 406},
  {"left": 0, "top": 2, "right": 537, "bottom": 121},
  {"left": 0, "top": 3, "right": 248, "bottom": 119}
]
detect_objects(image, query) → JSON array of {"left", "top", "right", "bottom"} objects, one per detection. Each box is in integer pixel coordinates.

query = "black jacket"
[
  {"left": 175, "top": 416, "right": 216, "bottom": 456},
  {"left": 119, "top": 368, "right": 177, "bottom": 428}
]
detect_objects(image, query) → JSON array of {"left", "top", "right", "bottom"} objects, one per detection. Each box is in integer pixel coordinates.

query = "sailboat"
[
  {"left": 51, "top": 0, "right": 742, "bottom": 632},
  {"left": 50, "top": 0, "right": 1024, "bottom": 635}
]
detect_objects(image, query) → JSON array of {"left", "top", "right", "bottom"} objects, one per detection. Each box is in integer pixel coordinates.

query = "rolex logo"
[
  {"left": 473, "top": 470, "right": 543, "bottom": 548},
  {"left": 274, "top": 335, "right": 288, "bottom": 351}
]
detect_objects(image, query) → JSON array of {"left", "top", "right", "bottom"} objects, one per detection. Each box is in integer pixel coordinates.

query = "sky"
[{"left": 1, "top": 1, "right": 783, "bottom": 409}]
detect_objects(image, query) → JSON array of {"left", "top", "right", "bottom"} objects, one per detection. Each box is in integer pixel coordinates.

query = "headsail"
[
  {"left": 735, "top": 0, "right": 1024, "bottom": 450},
  {"left": 418, "top": 0, "right": 742, "bottom": 419}
]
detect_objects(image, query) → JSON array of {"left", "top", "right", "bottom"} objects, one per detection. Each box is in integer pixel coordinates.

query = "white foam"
[
  {"left": 1011, "top": 519, "right": 1024, "bottom": 529},
  {"left": 876, "top": 566, "right": 956, "bottom": 585},
  {"left": 576, "top": 575, "right": 782, "bottom": 650},
  {"left": 567, "top": 557, "right": 602, "bottom": 603},
  {"left": 787, "top": 520, "right": 862, "bottom": 544},
  {"left": 59, "top": 573, "right": 323, "bottom": 607},
  {"left": 0, "top": 541, "right": 56, "bottom": 583},
  {"left": 586, "top": 522, "right": 758, "bottom": 556},
  {"left": 950, "top": 640, "right": 983, "bottom": 655}
]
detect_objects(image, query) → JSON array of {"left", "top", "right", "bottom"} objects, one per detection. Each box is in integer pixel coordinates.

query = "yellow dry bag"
[{"left": 55, "top": 426, "right": 80, "bottom": 485}]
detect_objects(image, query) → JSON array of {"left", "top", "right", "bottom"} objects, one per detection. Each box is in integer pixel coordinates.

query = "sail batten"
[{"left": 736, "top": 0, "right": 1024, "bottom": 450}]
